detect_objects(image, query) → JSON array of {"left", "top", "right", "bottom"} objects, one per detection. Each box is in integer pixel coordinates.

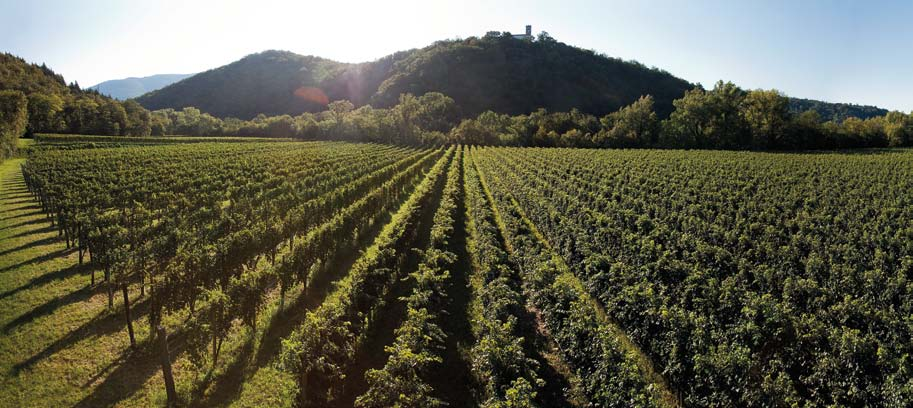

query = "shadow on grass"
[
  {"left": 0, "top": 246, "right": 73, "bottom": 274},
  {"left": 1, "top": 224, "right": 56, "bottom": 243},
  {"left": 0, "top": 234, "right": 58, "bottom": 258},
  {"left": 72, "top": 327, "right": 188, "bottom": 408},
  {"left": 0, "top": 217, "right": 50, "bottom": 235},
  {"left": 518, "top": 305, "right": 578, "bottom": 407},
  {"left": 0, "top": 210, "right": 41, "bottom": 223},
  {"left": 1, "top": 185, "right": 30, "bottom": 193},
  {"left": 187, "top": 329, "right": 257, "bottom": 408},
  {"left": 0, "top": 262, "right": 90, "bottom": 302},
  {"left": 12, "top": 297, "right": 150, "bottom": 373},
  {"left": 2, "top": 272, "right": 98, "bottom": 334},
  {"left": 2, "top": 198, "right": 35, "bottom": 206}
]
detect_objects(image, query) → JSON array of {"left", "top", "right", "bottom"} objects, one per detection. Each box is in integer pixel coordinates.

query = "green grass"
[
  {"left": 0, "top": 157, "right": 106, "bottom": 406},
  {"left": 16, "top": 138, "right": 34, "bottom": 149}
]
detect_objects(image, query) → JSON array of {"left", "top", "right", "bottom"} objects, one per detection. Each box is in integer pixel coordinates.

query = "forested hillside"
[
  {"left": 369, "top": 33, "right": 693, "bottom": 117},
  {"left": 136, "top": 50, "right": 414, "bottom": 119},
  {"left": 135, "top": 34, "right": 897, "bottom": 126},
  {"left": 0, "top": 53, "right": 153, "bottom": 159},
  {"left": 788, "top": 97, "right": 888, "bottom": 122},
  {"left": 135, "top": 35, "right": 695, "bottom": 119}
]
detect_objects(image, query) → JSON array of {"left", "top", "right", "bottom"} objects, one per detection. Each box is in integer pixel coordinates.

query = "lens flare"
[{"left": 294, "top": 87, "right": 329, "bottom": 105}]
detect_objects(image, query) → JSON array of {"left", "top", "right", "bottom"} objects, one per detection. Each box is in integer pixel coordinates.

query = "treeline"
[
  {"left": 0, "top": 53, "right": 153, "bottom": 159},
  {"left": 148, "top": 83, "right": 913, "bottom": 150},
  {"left": 147, "top": 92, "right": 460, "bottom": 143},
  {"left": 3, "top": 47, "right": 913, "bottom": 154},
  {"left": 449, "top": 82, "right": 913, "bottom": 149},
  {"left": 17, "top": 90, "right": 152, "bottom": 138}
]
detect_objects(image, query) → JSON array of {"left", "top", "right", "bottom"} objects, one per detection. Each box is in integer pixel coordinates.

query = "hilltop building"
[
  {"left": 513, "top": 25, "right": 534, "bottom": 40},
  {"left": 485, "top": 25, "right": 534, "bottom": 40}
]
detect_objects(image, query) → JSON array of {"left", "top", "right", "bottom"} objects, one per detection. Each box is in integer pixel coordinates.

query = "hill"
[
  {"left": 370, "top": 34, "right": 693, "bottom": 117},
  {"left": 0, "top": 53, "right": 71, "bottom": 95},
  {"left": 136, "top": 37, "right": 898, "bottom": 122},
  {"left": 136, "top": 50, "right": 413, "bottom": 118},
  {"left": 788, "top": 97, "right": 888, "bottom": 122},
  {"left": 0, "top": 52, "right": 154, "bottom": 139},
  {"left": 136, "top": 35, "right": 695, "bottom": 119},
  {"left": 89, "top": 73, "right": 193, "bottom": 100}
]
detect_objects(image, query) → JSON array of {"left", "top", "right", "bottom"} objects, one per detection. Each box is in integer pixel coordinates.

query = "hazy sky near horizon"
[{"left": 2, "top": 0, "right": 911, "bottom": 111}]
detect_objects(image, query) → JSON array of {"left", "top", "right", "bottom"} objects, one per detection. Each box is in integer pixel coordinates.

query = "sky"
[{"left": 1, "top": 0, "right": 911, "bottom": 111}]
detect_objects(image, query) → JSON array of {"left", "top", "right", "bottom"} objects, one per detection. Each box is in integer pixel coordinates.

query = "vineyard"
[{"left": 1, "top": 138, "right": 912, "bottom": 407}]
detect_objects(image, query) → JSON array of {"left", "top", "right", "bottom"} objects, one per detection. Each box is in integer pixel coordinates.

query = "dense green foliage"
[
  {"left": 20, "top": 141, "right": 437, "bottom": 405},
  {"left": 472, "top": 147, "right": 913, "bottom": 406},
  {"left": 0, "top": 90, "right": 27, "bottom": 159},
  {"left": 451, "top": 83, "right": 913, "bottom": 150},
  {"left": 131, "top": 36, "right": 898, "bottom": 130},
  {"left": 371, "top": 33, "right": 692, "bottom": 118},
  {"left": 141, "top": 84, "right": 913, "bottom": 150},
  {"left": 463, "top": 148, "right": 543, "bottom": 406},
  {"left": 145, "top": 92, "right": 461, "bottom": 143},
  {"left": 0, "top": 53, "right": 154, "bottom": 138},
  {"left": 355, "top": 147, "right": 463, "bottom": 408},
  {"left": 279, "top": 147, "right": 451, "bottom": 407},
  {"left": 469, "top": 146, "right": 668, "bottom": 407},
  {"left": 13, "top": 139, "right": 913, "bottom": 406}
]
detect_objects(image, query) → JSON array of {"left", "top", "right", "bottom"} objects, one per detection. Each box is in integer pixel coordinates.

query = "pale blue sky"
[{"left": 1, "top": 0, "right": 911, "bottom": 111}]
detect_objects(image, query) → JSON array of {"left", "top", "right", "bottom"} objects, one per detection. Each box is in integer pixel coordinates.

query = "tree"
[
  {"left": 393, "top": 94, "right": 421, "bottom": 144},
  {"left": 61, "top": 97, "right": 99, "bottom": 134},
  {"left": 785, "top": 109, "right": 825, "bottom": 149},
  {"left": 149, "top": 111, "right": 170, "bottom": 136},
  {"left": 295, "top": 115, "right": 320, "bottom": 139},
  {"left": 884, "top": 111, "right": 911, "bottom": 147},
  {"left": 449, "top": 111, "right": 511, "bottom": 145},
  {"left": 264, "top": 115, "right": 295, "bottom": 138},
  {"left": 662, "top": 82, "right": 749, "bottom": 149},
  {"left": 26, "top": 93, "right": 64, "bottom": 135},
  {"left": 122, "top": 100, "right": 152, "bottom": 136},
  {"left": 841, "top": 116, "right": 887, "bottom": 147},
  {"left": 537, "top": 31, "right": 556, "bottom": 43},
  {"left": 741, "top": 89, "right": 790, "bottom": 149},
  {"left": 327, "top": 100, "right": 355, "bottom": 139},
  {"left": 96, "top": 100, "right": 128, "bottom": 135},
  {"left": 414, "top": 92, "right": 460, "bottom": 133},
  {"left": 598, "top": 95, "right": 659, "bottom": 147},
  {"left": 0, "top": 90, "right": 28, "bottom": 159}
]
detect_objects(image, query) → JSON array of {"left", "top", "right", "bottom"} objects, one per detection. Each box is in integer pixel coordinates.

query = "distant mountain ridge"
[{"left": 90, "top": 73, "right": 193, "bottom": 100}]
